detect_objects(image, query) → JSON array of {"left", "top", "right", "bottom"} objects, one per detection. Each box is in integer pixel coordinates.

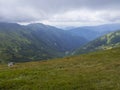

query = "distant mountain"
[
  {"left": 69, "top": 28, "right": 99, "bottom": 41},
  {"left": 84, "top": 23, "right": 120, "bottom": 32},
  {"left": 26, "top": 23, "right": 87, "bottom": 52},
  {"left": 75, "top": 30, "right": 120, "bottom": 54},
  {"left": 69, "top": 23, "right": 120, "bottom": 41},
  {"left": 0, "top": 22, "right": 87, "bottom": 63}
]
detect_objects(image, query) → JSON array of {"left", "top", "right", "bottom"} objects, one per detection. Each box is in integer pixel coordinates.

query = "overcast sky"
[{"left": 0, "top": 0, "right": 120, "bottom": 26}]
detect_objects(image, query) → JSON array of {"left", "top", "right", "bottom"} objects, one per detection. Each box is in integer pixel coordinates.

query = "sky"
[{"left": 0, "top": 0, "right": 120, "bottom": 26}]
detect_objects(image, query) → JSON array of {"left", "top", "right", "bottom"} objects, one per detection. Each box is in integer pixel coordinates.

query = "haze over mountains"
[
  {"left": 69, "top": 23, "right": 120, "bottom": 41},
  {"left": 0, "top": 22, "right": 120, "bottom": 63}
]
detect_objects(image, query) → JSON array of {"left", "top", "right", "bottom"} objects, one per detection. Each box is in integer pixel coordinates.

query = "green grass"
[{"left": 0, "top": 47, "right": 120, "bottom": 90}]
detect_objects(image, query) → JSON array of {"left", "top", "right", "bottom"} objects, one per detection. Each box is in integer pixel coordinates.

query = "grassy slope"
[{"left": 0, "top": 47, "right": 120, "bottom": 90}]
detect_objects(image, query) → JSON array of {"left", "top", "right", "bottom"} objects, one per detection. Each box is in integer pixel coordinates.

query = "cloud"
[
  {"left": 0, "top": 0, "right": 120, "bottom": 26},
  {"left": 40, "top": 9, "right": 120, "bottom": 26}
]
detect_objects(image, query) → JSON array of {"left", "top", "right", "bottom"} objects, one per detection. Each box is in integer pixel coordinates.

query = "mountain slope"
[
  {"left": 69, "top": 23, "right": 120, "bottom": 41},
  {"left": 0, "top": 47, "right": 120, "bottom": 90},
  {"left": 27, "top": 23, "right": 87, "bottom": 52},
  {"left": 0, "top": 23, "right": 61, "bottom": 63},
  {"left": 0, "top": 22, "right": 87, "bottom": 63},
  {"left": 75, "top": 30, "right": 120, "bottom": 54},
  {"left": 69, "top": 28, "right": 99, "bottom": 41},
  {"left": 86, "top": 23, "right": 120, "bottom": 32}
]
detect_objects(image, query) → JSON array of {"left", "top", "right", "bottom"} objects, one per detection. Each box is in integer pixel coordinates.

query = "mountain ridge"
[
  {"left": 69, "top": 23, "right": 120, "bottom": 41},
  {"left": 0, "top": 22, "right": 87, "bottom": 63},
  {"left": 75, "top": 30, "right": 120, "bottom": 54}
]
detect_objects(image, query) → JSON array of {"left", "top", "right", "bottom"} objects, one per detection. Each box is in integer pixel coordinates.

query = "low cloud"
[{"left": 0, "top": 0, "right": 120, "bottom": 26}]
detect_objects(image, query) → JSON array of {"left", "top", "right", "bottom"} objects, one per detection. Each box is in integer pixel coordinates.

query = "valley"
[{"left": 0, "top": 23, "right": 120, "bottom": 63}]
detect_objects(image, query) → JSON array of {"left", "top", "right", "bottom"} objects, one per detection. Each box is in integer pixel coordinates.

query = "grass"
[{"left": 0, "top": 47, "right": 120, "bottom": 90}]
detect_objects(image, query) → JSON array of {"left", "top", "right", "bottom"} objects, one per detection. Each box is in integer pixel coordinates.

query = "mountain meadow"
[{"left": 0, "top": 47, "right": 120, "bottom": 90}]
